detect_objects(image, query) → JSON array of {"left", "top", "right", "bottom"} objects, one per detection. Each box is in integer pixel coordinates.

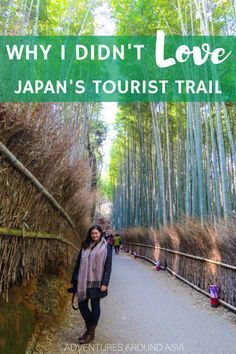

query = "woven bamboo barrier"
[
  {"left": 121, "top": 222, "right": 236, "bottom": 310},
  {"left": 0, "top": 227, "right": 79, "bottom": 250},
  {"left": 126, "top": 242, "right": 236, "bottom": 270},
  {"left": 0, "top": 153, "right": 84, "bottom": 298},
  {"left": 0, "top": 103, "right": 95, "bottom": 298},
  {"left": 0, "top": 230, "right": 79, "bottom": 299},
  {"left": 0, "top": 142, "right": 79, "bottom": 238},
  {"left": 132, "top": 251, "right": 236, "bottom": 313},
  {"left": 125, "top": 242, "right": 236, "bottom": 311},
  {"left": 0, "top": 154, "right": 79, "bottom": 242}
]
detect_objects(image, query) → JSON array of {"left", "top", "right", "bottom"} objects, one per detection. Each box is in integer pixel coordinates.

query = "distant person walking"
[
  {"left": 114, "top": 233, "right": 122, "bottom": 254},
  {"left": 70, "top": 225, "right": 112, "bottom": 344}
]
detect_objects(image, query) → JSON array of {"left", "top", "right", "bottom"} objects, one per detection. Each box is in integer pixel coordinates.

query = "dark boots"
[
  {"left": 79, "top": 324, "right": 96, "bottom": 344},
  {"left": 79, "top": 321, "right": 91, "bottom": 341}
]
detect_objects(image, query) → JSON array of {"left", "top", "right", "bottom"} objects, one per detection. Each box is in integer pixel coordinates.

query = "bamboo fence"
[
  {"left": 124, "top": 240, "right": 236, "bottom": 311},
  {"left": 0, "top": 145, "right": 80, "bottom": 298},
  {"left": 0, "top": 102, "right": 97, "bottom": 299},
  {"left": 0, "top": 226, "right": 79, "bottom": 299}
]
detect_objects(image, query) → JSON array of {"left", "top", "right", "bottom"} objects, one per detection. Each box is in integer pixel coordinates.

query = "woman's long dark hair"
[{"left": 82, "top": 225, "right": 104, "bottom": 249}]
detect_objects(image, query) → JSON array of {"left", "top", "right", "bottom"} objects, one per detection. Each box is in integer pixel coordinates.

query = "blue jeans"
[{"left": 78, "top": 297, "right": 101, "bottom": 326}]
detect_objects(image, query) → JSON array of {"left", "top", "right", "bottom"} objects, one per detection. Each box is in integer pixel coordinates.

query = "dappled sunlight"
[
  {"left": 122, "top": 218, "right": 236, "bottom": 307},
  {"left": 166, "top": 227, "right": 181, "bottom": 274},
  {"left": 206, "top": 226, "right": 221, "bottom": 277}
]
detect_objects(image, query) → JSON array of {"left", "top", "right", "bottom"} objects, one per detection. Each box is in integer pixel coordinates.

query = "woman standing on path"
[{"left": 71, "top": 225, "right": 112, "bottom": 344}]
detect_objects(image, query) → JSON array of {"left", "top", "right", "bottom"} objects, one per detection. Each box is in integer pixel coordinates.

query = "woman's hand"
[{"left": 100, "top": 285, "right": 107, "bottom": 292}]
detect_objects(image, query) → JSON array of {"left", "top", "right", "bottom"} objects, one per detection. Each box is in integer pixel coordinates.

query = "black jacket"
[{"left": 70, "top": 241, "right": 112, "bottom": 298}]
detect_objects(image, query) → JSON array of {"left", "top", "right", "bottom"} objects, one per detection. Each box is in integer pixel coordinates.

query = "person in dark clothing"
[
  {"left": 70, "top": 225, "right": 112, "bottom": 344},
  {"left": 104, "top": 233, "right": 110, "bottom": 241},
  {"left": 107, "top": 233, "right": 114, "bottom": 250}
]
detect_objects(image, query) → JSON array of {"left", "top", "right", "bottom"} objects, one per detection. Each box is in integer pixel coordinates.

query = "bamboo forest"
[{"left": 0, "top": 0, "right": 235, "bottom": 353}]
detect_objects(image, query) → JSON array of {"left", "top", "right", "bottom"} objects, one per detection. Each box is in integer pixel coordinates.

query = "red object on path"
[
  {"left": 155, "top": 260, "right": 161, "bottom": 271},
  {"left": 209, "top": 285, "right": 219, "bottom": 307}
]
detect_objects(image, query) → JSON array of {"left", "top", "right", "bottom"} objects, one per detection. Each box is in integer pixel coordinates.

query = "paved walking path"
[{"left": 31, "top": 251, "right": 236, "bottom": 354}]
